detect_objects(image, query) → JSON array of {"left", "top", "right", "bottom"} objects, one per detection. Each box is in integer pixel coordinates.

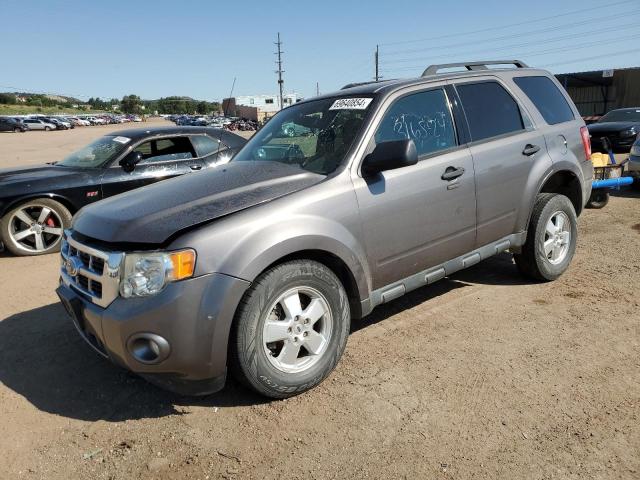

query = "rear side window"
[
  {"left": 514, "top": 76, "right": 575, "bottom": 125},
  {"left": 375, "top": 88, "right": 457, "bottom": 157},
  {"left": 456, "top": 81, "right": 524, "bottom": 142},
  {"left": 191, "top": 135, "right": 220, "bottom": 157}
]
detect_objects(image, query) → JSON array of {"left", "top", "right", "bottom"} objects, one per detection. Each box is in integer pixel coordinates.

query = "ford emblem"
[{"left": 65, "top": 256, "right": 82, "bottom": 277}]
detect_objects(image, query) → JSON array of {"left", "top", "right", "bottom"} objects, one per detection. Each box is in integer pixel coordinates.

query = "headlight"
[
  {"left": 120, "top": 249, "right": 196, "bottom": 298},
  {"left": 620, "top": 128, "right": 637, "bottom": 138}
]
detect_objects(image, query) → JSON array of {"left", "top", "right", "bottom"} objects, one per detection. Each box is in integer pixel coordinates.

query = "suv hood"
[{"left": 72, "top": 161, "right": 325, "bottom": 244}]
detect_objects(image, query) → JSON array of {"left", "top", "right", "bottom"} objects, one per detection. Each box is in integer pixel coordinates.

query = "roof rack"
[
  {"left": 422, "top": 60, "right": 528, "bottom": 77},
  {"left": 340, "top": 80, "right": 392, "bottom": 90}
]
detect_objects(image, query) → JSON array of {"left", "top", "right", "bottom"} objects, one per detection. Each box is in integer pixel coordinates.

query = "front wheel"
[
  {"left": 230, "top": 260, "right": 350, "bottom": 398},
  {"left": 0, "top": 199, "right": 71, "bottom": 256},
  {"left": 44, "top": 126, "right": 51, "bottom": 131},
  {"left": 514, "top": 193, "right": 578, "bottom": 281}
]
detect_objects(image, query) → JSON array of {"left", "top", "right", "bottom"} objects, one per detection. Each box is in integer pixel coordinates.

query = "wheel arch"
[
  {"left": 1, "top": 193, "right": 78, "bottom": 219},
  {"left": 537, "top": 169, "right": 583, "bottom": 216}
]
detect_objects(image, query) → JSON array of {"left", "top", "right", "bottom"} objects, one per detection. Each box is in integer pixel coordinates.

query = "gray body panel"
[{"left": 61, "top": 65, "right": 593, "bottom": 394}]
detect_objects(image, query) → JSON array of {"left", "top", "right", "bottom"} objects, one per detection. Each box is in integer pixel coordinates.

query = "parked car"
[
  {"left": 587, "top": 107, "right": 640, "bottom": 153},
  {"left": 627, "top": 137, "right": 640, "bottom": 188},
  {"left": 22, "top": 118, "right": 56, "bottom": 131},
  {"left": 56, "top": 60, "right": 592, "bottom": 398},
  {"left": 0, "top": 117, "right": 28, "bottom": 132},
  {"left": 42, "top": 117, "right": 71, "bottom": 130},
  {"left": 0, "top": 127, "right": 246, "bottom": 256}
]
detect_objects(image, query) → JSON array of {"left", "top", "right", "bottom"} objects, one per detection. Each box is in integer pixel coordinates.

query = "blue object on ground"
[{"left": 592, "top": 177, "right": 633, "bottom": 189}]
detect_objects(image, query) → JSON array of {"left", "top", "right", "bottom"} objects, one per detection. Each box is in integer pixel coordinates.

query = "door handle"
[
  {"left": 441, "top": 166, "right": 465, "bottom": 181},
  {"left": 522, "top": 144, "right": 541, "bottom": 156},
  {"left": 190, "top": 164, "right": 202, "bottom": 171}
]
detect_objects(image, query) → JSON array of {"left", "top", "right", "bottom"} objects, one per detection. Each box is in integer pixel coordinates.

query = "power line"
[
  {"left": 382, "top": 20, "right": 640, "bottom": 65},
  {"left": 378, "top": 0, "right": 637, "bottom": 47},
  {"left": 382, "top": 9, "right": 640, "bottom": 56},
  {"left": 275, "top": 32, "right": 285, "bottom": 110},
  {"left": 540, "top": 47, "right": 640, "bottom": 69}
]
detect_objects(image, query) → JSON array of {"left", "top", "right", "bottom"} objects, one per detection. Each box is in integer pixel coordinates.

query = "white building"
[{"left": 235, "top": 93, "right": 302, "bottom": 112}]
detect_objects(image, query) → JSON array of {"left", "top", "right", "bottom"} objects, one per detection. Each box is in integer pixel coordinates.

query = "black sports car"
[
  {"left": 587, "top": 107, "right": 640, "bottom": 153},
  {"left": 0, "top": 126, "right": 246, "bottom": 256}
]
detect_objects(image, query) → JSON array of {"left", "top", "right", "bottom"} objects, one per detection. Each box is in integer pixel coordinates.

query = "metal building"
[{"left": 555, "top": 67, "right": 640, "bottom": 118}]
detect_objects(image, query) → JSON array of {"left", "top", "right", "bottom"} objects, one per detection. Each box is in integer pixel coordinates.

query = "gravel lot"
[{"left": 0, "top": 127, "right": 639, "bottom": 479}]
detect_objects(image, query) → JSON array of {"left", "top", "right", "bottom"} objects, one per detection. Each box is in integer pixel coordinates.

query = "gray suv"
[{"left": 56, "top": 60, "right": 593, "bottom": 398}]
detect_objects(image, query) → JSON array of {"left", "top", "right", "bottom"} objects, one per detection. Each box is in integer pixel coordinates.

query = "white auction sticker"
[
  {"left": 329, "top": 98, "right": 373, "bottom": 110},
  {"left": 112, "top": 136, "right": 131, "bottom": 144}
]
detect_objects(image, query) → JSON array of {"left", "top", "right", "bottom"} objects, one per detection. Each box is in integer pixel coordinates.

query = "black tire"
[
  {"left": 0, "top": 198, "right": 71, "bottom": 256},
  {"left": 44, "top": 126, "right": 51, "bottom": 131},
  {"left": 13, "top": 127, "right": 20, "bottom": 133},
  {"left": 514, "top": 193, "right": 578, "bottom": 282},
  {"left": 230, "top": 260, "right": 350, "bottom": 399},
  {"left": 586, "top": 190, "right": 609, "bottom": 209}
]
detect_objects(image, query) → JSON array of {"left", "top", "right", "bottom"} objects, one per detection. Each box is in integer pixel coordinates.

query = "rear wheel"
[
  {"left": 0, "top": 199, "right": 71, "bottom": 256},
  {"left": 44, "top": 126, "right": 51, "bottom": 131},
  {"left": 230, "top": 260, "right": 350, "bottom": 398},
  {"left": 514, "top": 193, "right": 577, "bottom": 281},
  {"left": 586, "top": 190, "right": 609, "bottom": 209}
]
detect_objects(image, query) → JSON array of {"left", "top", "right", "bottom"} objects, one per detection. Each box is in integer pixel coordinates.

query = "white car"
[
  {"left": 71, "top": 117, "right": 91, "bottom": 126},
  {"left": 22, "top": 118, "right": 57, "bottom": 131}
]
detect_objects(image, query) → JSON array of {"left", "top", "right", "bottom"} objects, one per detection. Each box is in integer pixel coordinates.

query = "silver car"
[
  {"left": 22, "top": 118, "right": 56, "bottom": 131},
  {"left": 57, "top": 60, "right": 593, "bottom": 398}
]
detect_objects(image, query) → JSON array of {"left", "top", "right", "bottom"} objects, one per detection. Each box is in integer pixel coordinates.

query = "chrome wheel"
[
  {"left": 262, "top": 286, "right": 333, "bottom": 374},
  {"left": 8, "top": 205, "right": 64, "bottom": 253},
  {"left": 544, "top": 211, "right": 571, "bottom": 265}
]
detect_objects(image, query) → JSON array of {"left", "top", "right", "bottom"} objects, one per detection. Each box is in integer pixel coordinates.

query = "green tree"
[
  {"left": 121, "top": 94, "right": 142, "bottom": 114},
  {"left": 0, "top": 93, "right": 17, "bottom": 104}
]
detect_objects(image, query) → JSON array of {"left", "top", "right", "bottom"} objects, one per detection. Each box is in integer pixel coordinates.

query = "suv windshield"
[
  {"left": 58, "top": 135, "right": 130, "bottom": 168},
  {"left": 233, "top": 97, "right": 372, "bottom": 174},
  {"left": 598, "top": 109, "right": 640, "bottom": 123}
]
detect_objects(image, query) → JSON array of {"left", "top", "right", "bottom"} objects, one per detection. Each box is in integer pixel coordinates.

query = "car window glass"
[
  {"left": 456, "top": 81, "right": 524, "bottom": 141},
  {"left": 191, "top": 135, "right": 220, "bottom": 157},
  {"left": 375, "top": 88, "right": 457, "bottom": 157},
  {"left": 138, "top": 137, "right": 195, "bottom": 164},
  {"left": 513, "top": 76, "right": 574, "bottom": 125}
]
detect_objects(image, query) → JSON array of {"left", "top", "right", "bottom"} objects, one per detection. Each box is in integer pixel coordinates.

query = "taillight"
[{"left": 580, "top": 126, "right": 591, "bottom": 161}]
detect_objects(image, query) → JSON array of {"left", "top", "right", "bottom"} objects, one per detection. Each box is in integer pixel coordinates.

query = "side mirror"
[
  {"left": 119, "top": 151, "right": 143, "bottom": 173},
  {"left": 361, "top": 139, "right": 418, "bottom": 176}
]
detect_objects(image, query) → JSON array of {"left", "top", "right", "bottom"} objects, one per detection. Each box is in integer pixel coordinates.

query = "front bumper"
[{"left": 57, "top": 272, "right": 250, "bottom": 395}]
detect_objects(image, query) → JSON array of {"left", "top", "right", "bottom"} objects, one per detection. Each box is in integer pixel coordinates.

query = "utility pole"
[
  {"left": 275, "top": 32, "right": 285, "bottom": 110},
  {"left": 224, "top": 76, "right": 236, "bottom": 116},
  {"left": 316, "top": 82, "right": 320, "bottom": 96},
  {"left": 374, "top": 44, "right": 380, "bottom": 82}
]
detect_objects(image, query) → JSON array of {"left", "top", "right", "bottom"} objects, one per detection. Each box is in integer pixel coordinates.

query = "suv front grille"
[{"left": 60, "top": 233, "right": 123, "bottom": 308}]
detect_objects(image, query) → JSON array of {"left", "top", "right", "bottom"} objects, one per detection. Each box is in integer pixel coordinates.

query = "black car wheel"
[
  {"left": 586, "top": 190, "right": 609, "bottom": 209},
  {"left": 44, "top": 126, "right": 51, "bottom": 131},
  {"left": 13, "top": 127, "right": 21, "bottom": 133},
  {"left": 0, "top": 199, "right": 71, "bottom": 256},
  {"left": 230, "top": 260, "right": 350, "bottom": 398}
]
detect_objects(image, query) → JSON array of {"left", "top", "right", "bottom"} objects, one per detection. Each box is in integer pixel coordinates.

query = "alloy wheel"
[
  {"left": 8, "top": 205, "right": 64, "bottom": 253},
  {"left": 544, "top": 211, "right": 571, "bottom": 265}
]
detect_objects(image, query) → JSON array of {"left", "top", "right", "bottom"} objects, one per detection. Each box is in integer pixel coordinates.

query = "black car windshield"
[
  {"left": 57, "top": 135, "right": 130, "bottom": 167},
  {"left": 598, "top": 109, "right": 640, "bottom": 123},
  {"left": 233, "top": 97, "right": 372, "bottom": 174}
]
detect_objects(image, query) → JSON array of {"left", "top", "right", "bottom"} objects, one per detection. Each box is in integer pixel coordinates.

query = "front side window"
[
  {"left": 375, "top": 89, "right": 457, "bottom": 157},
  {"left": 191, "top": 135, "right": 220, "bottom": 157},
  {"left": 456, "top": 81, "right": 524, "bottom": 141},
  {"left": 514, "top": 76, "right": 575, "bottom": 125},
  {"left": 233, "top": 97, "right": 371, "bottom": 175},
  {"left": 137, "top": 137, "right": 195, "bottom": 164}
]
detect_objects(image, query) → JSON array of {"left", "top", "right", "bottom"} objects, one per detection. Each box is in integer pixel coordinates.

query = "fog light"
[{"left": 127, "top": 333, "right": 170, "bottom": 364}]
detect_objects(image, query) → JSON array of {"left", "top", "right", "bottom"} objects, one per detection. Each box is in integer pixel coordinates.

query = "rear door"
[
  {"left": 101, "top": 136, "right": 200, "bottom": 198},
  {"left": 452, "top": 78, "right": 552, "bottom": 247}
]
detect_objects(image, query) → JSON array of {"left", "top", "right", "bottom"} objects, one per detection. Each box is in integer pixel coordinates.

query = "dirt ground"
[{"left": 0, "top": 126, "right": 639, "bottom": 479}]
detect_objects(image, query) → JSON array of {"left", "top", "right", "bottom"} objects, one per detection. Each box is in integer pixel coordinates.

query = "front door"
[
  {"left": 101, "top": 136, "right": 202, "bottom": 198},
  {"left": 353, "top": 87, "right": 476, "bottom": 290}
]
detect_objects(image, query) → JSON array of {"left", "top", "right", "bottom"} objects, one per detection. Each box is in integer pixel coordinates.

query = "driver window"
[
  {"left": 375, "top": 89, "right": 457, "bottom": 157},
  {"left": 136, "top": 137, "right": 195, "bottom": 164}
]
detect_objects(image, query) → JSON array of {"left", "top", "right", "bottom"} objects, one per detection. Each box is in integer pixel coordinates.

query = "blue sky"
[{"left": 3, "top": 0, "right": 640, "bottom": 101}]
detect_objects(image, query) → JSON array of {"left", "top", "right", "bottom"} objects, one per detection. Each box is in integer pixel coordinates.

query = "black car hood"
[
  {"left": 72, "top": 161, "right": 325, "bottom": 244},
  {"left": 588, "top": 121, "right": 639, "bottom": 134},
  {"left": 0, "top": 164, "right": 91, "bottom": 195}
]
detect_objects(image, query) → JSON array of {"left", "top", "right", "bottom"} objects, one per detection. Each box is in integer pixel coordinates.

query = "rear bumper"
[{"left": 57, "top": 272, "right": 250, "bottom": 396}]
